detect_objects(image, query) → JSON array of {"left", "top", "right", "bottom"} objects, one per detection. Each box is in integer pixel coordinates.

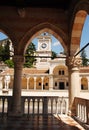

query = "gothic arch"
[
  {"left": 0, "top": 24, "right": 17, "bottom": 48},
  {"left": 18, "top": 22, "right": 68, "bottom": 55}
]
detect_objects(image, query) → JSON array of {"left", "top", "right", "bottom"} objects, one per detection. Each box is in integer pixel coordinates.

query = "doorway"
[{"left": 59, "top": 82, "right": 65, "bottom": 89}]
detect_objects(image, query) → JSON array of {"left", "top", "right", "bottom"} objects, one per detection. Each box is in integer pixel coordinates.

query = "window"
[
  {"left": 59, "top": 70, "right": 65, "bottom": 75},
  {"left": 59, "top": 82, "right": 65, "bottom": 89},
  {"left": 59, "top": 70, "right": 61, "bottom": 75},
  {"left": 55, "top": 82, "right": 57, "bottom": 86},
  {"left": 62, "top": 70, "right": 64, "bottom": 75},
  {"left": 45, "top": 83, "right": 48, "bottom": 86},
  {"left": 66, "top": 82, "right": 68, "bottom": 86},
  {"left": 39, "top": 82, "right": 41, "bottom": 86}
]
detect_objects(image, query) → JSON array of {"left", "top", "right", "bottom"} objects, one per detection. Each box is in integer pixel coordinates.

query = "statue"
[{"left": 4, "top": 74, "right": 10, "bottom": 90}]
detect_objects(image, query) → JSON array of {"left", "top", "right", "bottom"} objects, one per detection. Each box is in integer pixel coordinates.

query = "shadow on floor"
[{"left": 0, "top": 114, "right": 84, "bottom": 130}]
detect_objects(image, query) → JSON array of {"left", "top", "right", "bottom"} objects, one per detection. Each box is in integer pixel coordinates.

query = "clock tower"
[{"left": 36, "top": 33, "right": 52, "bottom": 69}]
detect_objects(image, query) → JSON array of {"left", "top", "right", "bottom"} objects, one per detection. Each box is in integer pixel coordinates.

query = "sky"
[
  {"left": 0, "top": 15, "right": 89, "bottom": 58},
  {"left": 80, "top": 15, "right": 89, "bottom": 58}
]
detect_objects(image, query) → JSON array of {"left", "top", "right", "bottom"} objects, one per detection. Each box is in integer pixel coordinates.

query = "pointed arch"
[
  {"left": 18, "top": 22, "right": 68, "bottom": 55},
  {"left": 0, "top": 24, "right": 17, "bottom": 47}
]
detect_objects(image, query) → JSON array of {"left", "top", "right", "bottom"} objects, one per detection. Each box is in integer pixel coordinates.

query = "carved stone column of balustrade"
[
  {"left": 9, "top": 55, "right": 24, "bottom": 116},
  {"left": 66, "top": 56, "right": 82, "bottom": 116}
]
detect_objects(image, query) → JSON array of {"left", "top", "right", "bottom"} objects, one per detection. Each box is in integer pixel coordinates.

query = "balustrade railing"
[
  {"left": 22, "top": 96, "right": 68, "bottom": 115},
  {"left": 74, "top": 97, "right": 89, "bottom": 125},
  {"left": 0, "top": 96, "right": 89, "bottom": 126},
  {"left": 0, "top": 96, "right": 10, "bottom": 116},
  {"left": 0, "top": 96, "right": 68, "bottom": 116}
]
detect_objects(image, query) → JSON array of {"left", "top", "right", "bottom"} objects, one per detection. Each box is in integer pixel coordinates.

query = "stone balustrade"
[
  {"left": 73, "top": 97, "right": 89, "bottom": 125},
  {"left": 0, "top": 96, "right": 68, "bottom": 116},
  {"left": 0, "top": 95, "right": 89, "bottom": 127}
]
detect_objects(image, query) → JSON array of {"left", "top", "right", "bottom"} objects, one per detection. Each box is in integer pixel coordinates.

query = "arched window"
[
  {"left": 59, "top": 70, "right": 61, "bottom": 75},
  {"left": 81, "top": 77, "right": 88, "bottom": 90},
  {"left": 62, "top": 70, "right": 64, "bottom": 75}
]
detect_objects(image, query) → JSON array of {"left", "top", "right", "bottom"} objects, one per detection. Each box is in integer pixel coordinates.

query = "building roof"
[
  {"left": 1, "top": 66, "right": 89, "bottom": 76},
  {"left": 22, "top": 68, "right": 49, "bottom": 74},
  {"left": 79, "top": 66, "right": 89, "bottom": 73},
  {"left": 0, "top": 68, "right": 49, "bottom": 75}
]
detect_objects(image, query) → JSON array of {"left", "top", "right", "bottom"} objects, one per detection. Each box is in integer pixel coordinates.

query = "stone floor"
[{"left": 0, "top": 114, "right": 85, "bottom": 130}]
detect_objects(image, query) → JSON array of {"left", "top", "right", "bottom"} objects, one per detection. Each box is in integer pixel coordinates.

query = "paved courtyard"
[{"left": 0, "top": 114, "right": 85, "bottom": 130}]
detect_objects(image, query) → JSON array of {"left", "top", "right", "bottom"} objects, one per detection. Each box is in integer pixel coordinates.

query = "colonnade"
[
  {"left": 8, "top": 55, "right": 55, "bottom": 116},
  {"left": 0, "top": 55, "right": 87, "bottom": 116},
  {"left": 0, "top": 74, "right": 54, "bottom": 91},
  {"left": 10, "top": 56, "right": 81, "bottom": 116},
  {"left": 25, "top": 76, "right": 50, "bottom": 90}
]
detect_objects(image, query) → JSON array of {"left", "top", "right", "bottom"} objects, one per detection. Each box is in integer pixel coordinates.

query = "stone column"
[
  {"left": 10, "top": 55, "right": 24, "bottom": 116},
  {"left": 43, "top": 97, "right": 48, "bottom": 114},
  {"left": 66, "top": 56, "right": 82, "bottom": 115},
  {"left": 34, "top": 77, "right": 36, "bottom": 90},
  {"left": 26, "top": 77, "right": 30, "bottom": 90},
  {"left": 41, "top": 77, "right": 44, "bottom": 90},
  {"left": 49, "top": 75, "right": 53, "bottom": 90}
]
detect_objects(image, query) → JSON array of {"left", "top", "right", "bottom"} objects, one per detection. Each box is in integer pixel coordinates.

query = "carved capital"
[{"left": 66, "top": 57, "right": 82, "bottom": 68}]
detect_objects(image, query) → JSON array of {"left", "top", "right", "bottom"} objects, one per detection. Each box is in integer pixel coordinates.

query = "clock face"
[{"left": 41, "top": 43, "right": 47, "bottom": 49}]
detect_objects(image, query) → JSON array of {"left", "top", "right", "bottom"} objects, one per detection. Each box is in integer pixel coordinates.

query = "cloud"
[{"left": 53, "top": 41, "right": 61, "bottom": 46}]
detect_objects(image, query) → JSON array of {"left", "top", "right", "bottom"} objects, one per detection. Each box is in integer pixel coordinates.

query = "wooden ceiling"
[{"left": 0, "top": 0, "right": 71, "bottom": 10}]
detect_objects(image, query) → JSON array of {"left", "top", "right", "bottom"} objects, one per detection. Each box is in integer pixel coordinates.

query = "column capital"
[
  {"left": 66, "top": 56, "right": 82, "bottom": 68},
  {"left": 41, "top": 76, "right": 44, "bottom": 80}
]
